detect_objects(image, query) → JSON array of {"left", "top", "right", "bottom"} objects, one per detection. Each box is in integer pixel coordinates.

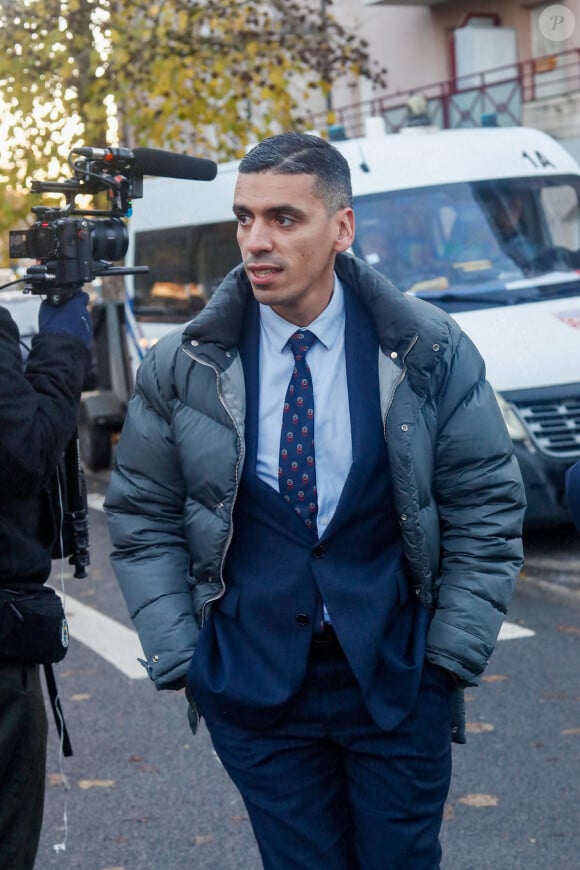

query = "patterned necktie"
[{"left": 279, "top": 330, "right": 318, "bottom": 529}]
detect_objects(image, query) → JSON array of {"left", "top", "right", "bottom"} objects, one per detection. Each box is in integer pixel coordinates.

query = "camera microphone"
[
  {"left": 132, "top": 148, "right": 218, "bottom": 182},
  {"left": 71, "top": 146, "right": 218, "bottom": 182}
]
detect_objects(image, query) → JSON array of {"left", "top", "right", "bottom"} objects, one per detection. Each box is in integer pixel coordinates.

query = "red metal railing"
[{"left": 308, "top": 48, "right": 580, "bottom": 139}]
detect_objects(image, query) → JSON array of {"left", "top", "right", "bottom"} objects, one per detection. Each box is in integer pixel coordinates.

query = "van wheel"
[{"left": 79, "top": 421, "right": 112, "bottom": 472}]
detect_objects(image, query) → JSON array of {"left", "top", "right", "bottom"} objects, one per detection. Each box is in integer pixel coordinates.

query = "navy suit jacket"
[{"left": 189, "top": 285, "right": 429, "bottom": 730}]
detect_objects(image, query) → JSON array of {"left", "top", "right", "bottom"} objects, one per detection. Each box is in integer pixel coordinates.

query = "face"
[
  {"left": 490, "top": 197, "right": 522, "bottom": 234},
  {"left": 233, "top": 171, "right": 354, "bottom": 326}
]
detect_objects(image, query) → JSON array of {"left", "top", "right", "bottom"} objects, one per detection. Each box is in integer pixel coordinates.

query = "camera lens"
[{"left": 91, "top": 218, "right": 128, "bottom": 262}]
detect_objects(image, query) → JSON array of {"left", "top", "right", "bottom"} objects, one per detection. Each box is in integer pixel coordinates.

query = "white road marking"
[
  {"left": 87, "top": 493, "right": 105, "bottom": 512},
  {"left": 54, "top": 590, "right": 147, "bottom": 680},
  {"left": 498, "top": 621, "right": 535, "bottom": 640}
]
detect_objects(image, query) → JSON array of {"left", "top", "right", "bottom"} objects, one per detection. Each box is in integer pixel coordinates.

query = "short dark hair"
[{"left": 239, "top": 132, "right": 352, "bottom": 214}]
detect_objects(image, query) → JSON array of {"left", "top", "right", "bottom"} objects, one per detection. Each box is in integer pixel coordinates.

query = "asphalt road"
[{"left": 33, "top": 471, "right": 580, "bottom": 870}]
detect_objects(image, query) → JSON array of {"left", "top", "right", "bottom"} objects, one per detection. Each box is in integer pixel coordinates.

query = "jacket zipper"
[
  {"left": 381, "top": 333, "right": 432, "bottom": 607},
  {"left": 183, "top": 345, "right": 244, "bottom": 626}
]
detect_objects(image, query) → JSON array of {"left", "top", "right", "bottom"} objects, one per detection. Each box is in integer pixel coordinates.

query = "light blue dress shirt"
[{"left": 257, "top": 274, "right": 353, "bottom": 538}]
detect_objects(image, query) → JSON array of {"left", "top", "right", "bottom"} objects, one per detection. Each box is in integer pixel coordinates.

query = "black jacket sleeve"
[{"left": 0, "top": 305, "right": 87, "bottom": 495}]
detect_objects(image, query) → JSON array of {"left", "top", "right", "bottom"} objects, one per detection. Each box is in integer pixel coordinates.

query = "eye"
[
  {"left": 276, "top": 215, "right": 295, "bottom": 227},
  {"left": 236, "top": 213, "right": 251, "bottom": 226}
]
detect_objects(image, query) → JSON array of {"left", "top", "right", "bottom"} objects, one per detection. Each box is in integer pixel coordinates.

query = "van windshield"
[{"left": 352, "top": 175, "right": 580, "bottom": 309}]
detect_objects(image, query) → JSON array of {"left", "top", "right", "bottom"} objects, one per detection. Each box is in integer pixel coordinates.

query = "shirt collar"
[{"left": 259, "top": 273, "right": 345, "bottom": 353}]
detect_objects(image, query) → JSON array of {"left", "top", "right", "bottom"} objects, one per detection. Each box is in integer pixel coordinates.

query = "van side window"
[{"left": 133, "top": 221, "right": 240, "bottom": 322}]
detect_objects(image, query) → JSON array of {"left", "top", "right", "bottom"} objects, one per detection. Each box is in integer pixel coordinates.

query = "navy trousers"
[{"left": 197, "top": 644, "right": 454, "bottom": 870}]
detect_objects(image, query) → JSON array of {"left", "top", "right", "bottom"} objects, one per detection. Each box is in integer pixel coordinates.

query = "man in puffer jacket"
[{"left": 106, "top": 132, "right": 526, "bottom": 870}]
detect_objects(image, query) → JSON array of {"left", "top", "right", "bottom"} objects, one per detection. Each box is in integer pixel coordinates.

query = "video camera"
[
  {"left": 5, "top": 144, "right": 217, "bottom": 578},
  {"left": 9, "top": 145, "right": 217, "bottom": 302}
]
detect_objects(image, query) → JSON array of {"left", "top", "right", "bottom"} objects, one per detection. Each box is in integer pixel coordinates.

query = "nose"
[{"left": 245, "top": 220, "right": 273, "bottom": 254}]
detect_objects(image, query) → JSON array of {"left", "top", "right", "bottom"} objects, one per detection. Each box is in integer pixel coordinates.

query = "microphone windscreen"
[{"left": 133, "top": 148, "right": 218, "bottom": 181}]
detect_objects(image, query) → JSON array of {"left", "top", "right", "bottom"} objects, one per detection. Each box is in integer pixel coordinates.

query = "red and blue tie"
[{"left": 279, "top": 330, "right": 318, "bottom": 529}]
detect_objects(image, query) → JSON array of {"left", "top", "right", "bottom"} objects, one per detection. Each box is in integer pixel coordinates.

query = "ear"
[{"left": 334, "top": 208, "right": 355, "bottom": 253}]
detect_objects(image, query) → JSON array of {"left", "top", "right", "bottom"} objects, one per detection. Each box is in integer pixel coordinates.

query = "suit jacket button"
[
  {"left": 295, "top": 614, "right": 310, "bottom": 626},
  {"left": 312, "top": 545, "right": 326, "bottom": 558}
]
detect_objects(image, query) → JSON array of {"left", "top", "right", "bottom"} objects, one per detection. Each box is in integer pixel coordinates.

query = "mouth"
[{"left": 246, "top": 264, "right": 283, "bottom": 285}]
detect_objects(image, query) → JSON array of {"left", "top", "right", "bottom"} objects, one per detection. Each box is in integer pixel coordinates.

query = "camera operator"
[{"left": 0, "top": 290, "right": 92, "bottom": 869}]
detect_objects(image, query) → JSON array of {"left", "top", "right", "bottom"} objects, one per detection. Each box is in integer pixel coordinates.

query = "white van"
[{"left": 88, "top": 125, "right": 580, "bottom": 527}]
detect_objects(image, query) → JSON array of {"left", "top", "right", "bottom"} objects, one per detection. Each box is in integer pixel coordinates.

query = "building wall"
[
  {"left": 328, "top": 0, "right": 580, "bottom": 109},
  {"left": 322, "top": 0, "right": 580, "bottom": 152},
  {"left": 329, "top": 1, "right": 443, "bottom": 108}
]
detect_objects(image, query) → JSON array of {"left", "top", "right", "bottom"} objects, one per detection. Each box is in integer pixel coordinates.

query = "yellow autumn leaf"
[
  {"left": 78, "top": 779, "right": 115, "bottom": 790},
  {"left": 47, "top": 773, "right": 65, "bottom": 787},
  {"left": 458, "top": 793, "right": 499, "bottom": 807},
  {"left": 465, "top": 721, "right": 495, "bottom": 734},
  {"left": 558, "top": 624, "right": 580, "bottom": 636}
]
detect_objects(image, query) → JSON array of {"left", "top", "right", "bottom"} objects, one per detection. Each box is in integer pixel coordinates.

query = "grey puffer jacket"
[{"left": 105, "top": 253, "right": 526, "bottom": 698}]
